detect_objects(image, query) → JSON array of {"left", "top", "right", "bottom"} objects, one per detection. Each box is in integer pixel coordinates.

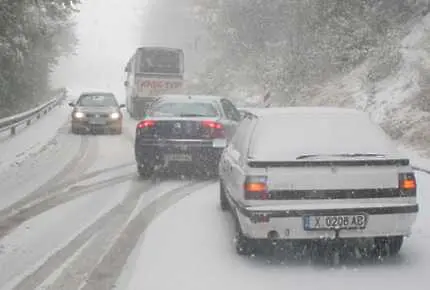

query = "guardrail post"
[
  {"left": 11, "top": 126, "right": 16, "bottom": 135},
  {"left": 26, "top": 119, "right": 31, "bottom": 126}
]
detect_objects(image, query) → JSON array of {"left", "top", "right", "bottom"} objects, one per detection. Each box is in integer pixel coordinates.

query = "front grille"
[
  {"left": 86, "top": 113, "right": 110, "bottom": 118},
  {"left": 268, "top": 188, "right": 414, "bottom": 200}
]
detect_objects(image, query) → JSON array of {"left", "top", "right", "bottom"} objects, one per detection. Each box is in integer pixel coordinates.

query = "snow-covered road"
[
  {"left": 0, "top": 115, "right": 216, "bottom": 289},
  {"left": 0, "top": 112, "right": 428, "bottom": 290},
  {"left": 123, "top": 171, "right": 430, "bottom": 290}
]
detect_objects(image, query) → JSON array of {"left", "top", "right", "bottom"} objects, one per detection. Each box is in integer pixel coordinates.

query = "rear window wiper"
[
  {"left": 179, "top": 113, "right": 208, "bottom": 117},
  {"left": 296, "top": 153, "right": 386, "bottom": 160}
]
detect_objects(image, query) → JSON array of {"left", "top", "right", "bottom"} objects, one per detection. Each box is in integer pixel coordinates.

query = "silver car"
[
  {"left": 69, "top": 92, "right": 125, "bottom": 134},
  {"left": 219, "top": 107, "right": 418, "bottom": 256}
]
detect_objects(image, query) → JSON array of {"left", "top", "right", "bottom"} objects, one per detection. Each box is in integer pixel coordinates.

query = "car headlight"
[
  {"left": 110, "top": 112, "right": 120, "bottom": 119},
  {"left": 74, "top": 111, "right": 85, "bottom": 118}
]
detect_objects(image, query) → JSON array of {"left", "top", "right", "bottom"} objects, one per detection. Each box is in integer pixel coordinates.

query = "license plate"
[
  {"left": 303, "top": 214, "right": 367, "bottom": 231},
  {"left": 89, "top": 118, "right": 106, "bottom": 125},
  {"left": 212, "top": 138, "right": 227, "bottom": 148},
  {"left": 165, "top": 154, "right": 192, "bottom": 162}
]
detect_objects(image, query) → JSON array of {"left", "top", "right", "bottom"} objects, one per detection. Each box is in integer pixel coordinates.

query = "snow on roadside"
[
  {"left": 0, "top": 104, "right": 70, "bottom": 175},
  {"left": 0, "top": 118, "right": 81, "bottom": 212}
]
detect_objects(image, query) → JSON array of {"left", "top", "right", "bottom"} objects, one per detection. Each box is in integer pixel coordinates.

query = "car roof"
[
  {"left": 247, "top": 106, "right": 403, "bottom": 161},
  {"left": 156, "top": 94, "right": 226, "bottom": 102},
  {"left": 79, "top": 91, "right": 115, "bottom": 96}
]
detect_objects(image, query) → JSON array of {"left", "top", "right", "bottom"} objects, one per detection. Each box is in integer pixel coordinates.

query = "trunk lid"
[
  {"left": 138, "top": 117, "right": 221, "bottom": 139},
  {"left": 248, "top": 155, "right": 411, "bottom": 202}
]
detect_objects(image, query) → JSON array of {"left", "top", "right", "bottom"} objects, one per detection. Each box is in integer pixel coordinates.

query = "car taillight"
[
  {"left": 244, "top": 176, "right": 269, "bottom": 200},
  {"left": 201, "top": 120, "right": 225, "bottom": 138},
  {"left": 137, "top": 120, "right": 156, "bottom": 129},
  {"left": 399, "top": 173, "right": 417, "bottom": 195}
]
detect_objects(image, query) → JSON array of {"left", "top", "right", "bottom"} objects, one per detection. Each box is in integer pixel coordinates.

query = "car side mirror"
[
  {"left": 119, "top": 104, "right": 126, "bottom": 108},
  {"left": 68, "top": 102, "right": 75, "bottom": 107}
]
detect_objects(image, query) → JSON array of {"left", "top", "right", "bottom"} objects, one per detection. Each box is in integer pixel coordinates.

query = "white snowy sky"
[{"left": 50, "top": 0, "right": 148, "bottom": 102}]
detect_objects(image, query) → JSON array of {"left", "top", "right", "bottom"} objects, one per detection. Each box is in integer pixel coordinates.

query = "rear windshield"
[
  {"left": 249, "top": 113, "right": 396, "bottom": 160},
  {"left": 77, "top": 94, "right": 118, "bottom": 107},
  {"left": 148, "top": 101, "right": 219, "bottom": 117}
]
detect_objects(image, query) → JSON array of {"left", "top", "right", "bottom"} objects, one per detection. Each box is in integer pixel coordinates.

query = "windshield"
[
  {"left": 138, "top": 49, "right": 182, "bottom": 74},
  {"left": 76, "top": 94, "right": 118, "bottom": 107},
  {"left": 148, "top": 101, "right": 219, "bottom": 117}
]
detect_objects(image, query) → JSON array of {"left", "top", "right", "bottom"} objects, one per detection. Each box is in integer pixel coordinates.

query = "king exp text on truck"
[{"left": 124, "top": 46, "right": 184, "bottom": 119}]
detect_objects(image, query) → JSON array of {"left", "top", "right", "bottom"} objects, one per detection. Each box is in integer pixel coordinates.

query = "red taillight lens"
[
  {"left": 202, "top": 120, "right": 222, "bottom": 129},
  {"left": 137, "top": 120, "right": 156, "bottom": 129},
  {"left": 399, "top": 172, "right": 416, "bottom": 191},
  {"left": 244, "top": 176, "right": 269, "bottom": 200},
  {"left": 201, "top": 121, "right": 225, "bottom": 138}
]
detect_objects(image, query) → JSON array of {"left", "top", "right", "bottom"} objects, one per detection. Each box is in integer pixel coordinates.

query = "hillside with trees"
[
  {"left": 0, "top": 0, "right": 79, "bottom": 117},
  {"left": 192, "top": 0, "right": 430, "bottom": 98}
]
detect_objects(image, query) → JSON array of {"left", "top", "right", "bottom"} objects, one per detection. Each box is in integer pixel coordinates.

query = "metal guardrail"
[{"left": 0, "top": 94, "right": 65, "bottom": 136}]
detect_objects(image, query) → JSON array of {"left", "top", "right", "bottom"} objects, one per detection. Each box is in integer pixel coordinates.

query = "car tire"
[
  {"left": 373, "top": 236, "right": 403, "bottom": 257},
  {"left": 71, "top": 127, "right": 80, "bottom": 134},
  {"left": 137, "top": 164, "right": 153, "bottom": 179},
  {"left": 235, "top": 232, "right": 255, "bottom": 256},
  {"left": 209, "top": 162, "right": 219, "bottom": 178},
  {"left": 219, "top": 181, "right": 229, "bottom": 211}
]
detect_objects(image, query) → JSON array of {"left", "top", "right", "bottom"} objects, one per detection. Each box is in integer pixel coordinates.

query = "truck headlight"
[
  {"left": 110, "top": 112, "right": 120, "bottom": 119},
  {"left": 74, "top": 112, "right": 85, "bottom": 118}
]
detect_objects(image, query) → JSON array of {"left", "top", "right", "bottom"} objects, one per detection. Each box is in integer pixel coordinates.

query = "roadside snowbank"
[{"left": 0, "top": 104, "right": 70, "bottom": 174}]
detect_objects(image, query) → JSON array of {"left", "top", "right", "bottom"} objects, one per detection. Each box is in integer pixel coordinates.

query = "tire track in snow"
[
  {"left": 81, "top": 180, "right": 214, "bottom": 290},
  {"left": 0, "top": 172, "right": 136, "bottom": 240},
  {"left": 0, "top": 133, "right": 98, "bottom": 219},
  {"left": 10, "top": 177, "right": 157, "bottom": 290},
  {"left": 42, "top": 180, "right": 204, "bottom": 290},
  {"left": 12, "top": 178, "right": 214, "bottom": 290}
]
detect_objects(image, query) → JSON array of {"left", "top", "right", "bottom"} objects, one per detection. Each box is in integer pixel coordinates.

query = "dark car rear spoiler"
[{"left": 247, "top": 159, "right": 410, "bottom": 168}]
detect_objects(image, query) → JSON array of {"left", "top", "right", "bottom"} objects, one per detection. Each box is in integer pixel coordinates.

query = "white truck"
[{"left": 124, "top": 46, "right": 184, "bottom": 119}]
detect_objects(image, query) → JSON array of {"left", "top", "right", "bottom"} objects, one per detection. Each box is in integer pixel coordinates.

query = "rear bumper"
[
  {"left": 233, "top": 201, "right": 418, "bottom": 240},
  {"left": 135, "top": 139, "right": 224, "bottom": 166}
]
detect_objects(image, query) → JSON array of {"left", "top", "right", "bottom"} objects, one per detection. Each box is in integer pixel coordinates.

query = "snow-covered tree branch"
[{"left": 0, "top": 0, "right": 79, "bottom": 117}]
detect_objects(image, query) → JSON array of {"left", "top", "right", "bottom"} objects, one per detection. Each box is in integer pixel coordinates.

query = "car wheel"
[
  {"left": 235, "top": 232, "right": 255, "bottom": 256},
  {"left": 373, "top": 236, "right": 403, "bottom": 257},
  {"left": 209, "top": 162, "right": 219, "bottom": 178},
  {"left": 219, "top": 181, "right": 229, "bottom": 211},
  {"left": 71, "top": 127, "right": 80, "bottom": 134},
  {"left": 137, "top": 164, "right": 153, "bottom": 179}
]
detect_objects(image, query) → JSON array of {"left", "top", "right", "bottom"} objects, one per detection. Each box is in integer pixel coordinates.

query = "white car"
[{"left": 219, "top": 106, "right": 418, "bottom": 256}]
